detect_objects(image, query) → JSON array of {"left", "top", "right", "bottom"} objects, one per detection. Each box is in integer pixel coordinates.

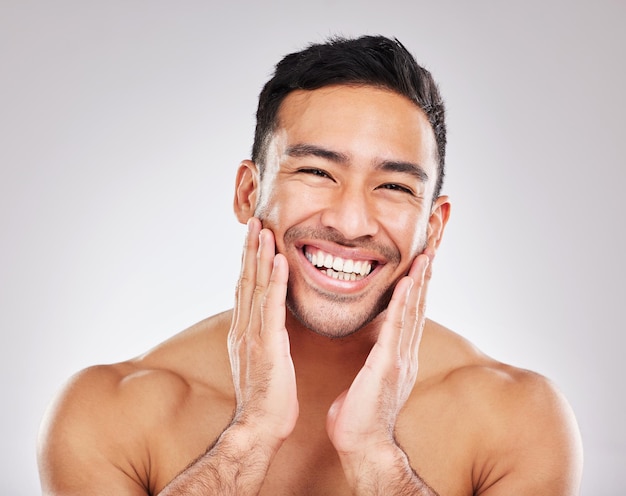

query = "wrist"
[
  {"left": 338, "top": 441, "right": 436, "bottom": 495},
  {"left": 224, "top": 416, "right": 288, "bottom": 455},
  {"left": 161, "top": 419, "right": 287, "bottom": 494},
  {"left": 338, "top": 439, "right": 400, "bottom": 481}
]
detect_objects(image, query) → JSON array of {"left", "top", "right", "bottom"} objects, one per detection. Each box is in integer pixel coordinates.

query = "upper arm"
[
  {"left": 477, "top": 371, "right": 583, "bottom": 496},
  {"left": 37, "top": 366, "right": 150, "bottom": 496}
]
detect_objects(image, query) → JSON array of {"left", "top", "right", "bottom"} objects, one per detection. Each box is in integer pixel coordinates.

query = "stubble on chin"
[{"left": 284, "top": 282, "right": 395, "bottom": 339}]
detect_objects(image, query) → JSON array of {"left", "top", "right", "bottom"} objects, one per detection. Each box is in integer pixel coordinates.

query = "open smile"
[{"left": 303, "top": 246, "right": 377, "bottom": 281}]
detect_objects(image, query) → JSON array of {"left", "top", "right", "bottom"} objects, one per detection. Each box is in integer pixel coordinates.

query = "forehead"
[{"left": 272, "top": 85, "right": 438, "bottom": 174}]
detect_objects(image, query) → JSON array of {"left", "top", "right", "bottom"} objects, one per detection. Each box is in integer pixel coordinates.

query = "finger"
[
  {"left": 248, "top": 228, "right": 277, "bottom": 336},
  {"left": 415, "top": 246, "right": 435, "bottom": 306},
  {"left": 261, "top": 253, "right": 289, "bottom": 343},
  {"left": 408, "top": 254, "right": 430, "bottom": 361},
  {"left": 377, "top": 275, "right": 414, "bottom": 355},
  {"left": 231, "top": 218, "right": 262, "bottom": 336},
  {"left": 229, "top": 219, "right": 262, "bottom": 397},
  {"left": 256, "top": 229, "right": 276, "bottom": 288}
]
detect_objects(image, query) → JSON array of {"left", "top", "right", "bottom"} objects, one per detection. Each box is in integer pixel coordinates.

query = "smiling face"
[{"left": 235, "top": 85, "right": 450, "bottom": 338}]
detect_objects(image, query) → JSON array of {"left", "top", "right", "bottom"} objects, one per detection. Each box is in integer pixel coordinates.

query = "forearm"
[
  {"left": 340, "top": 443, "right": 439, "bottom": 496},
  {"left": 158, "top": 423, "right": 280, "bottom": 496}
]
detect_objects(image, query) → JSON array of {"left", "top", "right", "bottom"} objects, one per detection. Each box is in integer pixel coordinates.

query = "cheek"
[
  {"left": 391, "top": 211, "right": 429, "bottom": 256},
  {"left": 254, "top": 199, "right": 277, "bottom": 226},
  {"left": 411, "top": 228, "right": 429, "bottom": 255},
  {"left": 254, "top": 183, "right": 290, "bottom": 227},
  {"left": 254, "top": 189, "right": 318, "bottom": 244},
  {"left": 259, "top": 183, "right": 325, "bottom": 222}
]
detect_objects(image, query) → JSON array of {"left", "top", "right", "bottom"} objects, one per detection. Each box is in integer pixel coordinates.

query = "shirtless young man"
[{"left": 38, "top": 36, "right": 583, "bottom": 495}]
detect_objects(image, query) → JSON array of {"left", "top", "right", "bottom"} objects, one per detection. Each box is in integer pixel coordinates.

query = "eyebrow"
[
  {"left": 376, "top": 159, "right": 429, "bottom": 183},
  {"left": 285, "top": 143, "right": 349, "bottom": 163},
  {"left": 285, "top": 143, "right": 429, "bottom": 183}
]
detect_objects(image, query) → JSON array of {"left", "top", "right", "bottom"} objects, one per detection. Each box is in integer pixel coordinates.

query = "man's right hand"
[
  {"left": 227, "top": 217, "right": 299, "bottom": 447},
  {"left": 159, "top": 218, "right": 298, "bottom": 495}
]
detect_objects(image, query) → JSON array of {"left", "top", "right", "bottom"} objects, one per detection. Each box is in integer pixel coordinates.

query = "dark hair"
[{"left": 252, "top": 35, "right": 447, "bottom": 198}]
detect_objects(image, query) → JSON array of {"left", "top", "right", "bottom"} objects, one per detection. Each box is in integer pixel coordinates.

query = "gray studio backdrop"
[{"left": 1, "top": 1, "right": 624, "bottom": 494}]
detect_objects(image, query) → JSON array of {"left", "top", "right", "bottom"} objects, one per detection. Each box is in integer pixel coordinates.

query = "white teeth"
[
  {"left": 332, "top": 257, "right": 344, "bottom": 272},
  {"left": 360, "top": 262, "right": 371, "bottom": 276},
  {"left": 323, "top": 253, "right": 333, "bottom": 269},
  {"left": 305, "top": 247, "right": 374, "bottom": 279},
  {"left": 354, "top": 260, "right": 362, "bottom": 274},
  {"left": 343, "top": 259, "right": 354, "bottom": 273},
  {"left": 322, "top": 269, "right": 362, "bottom": 281}
]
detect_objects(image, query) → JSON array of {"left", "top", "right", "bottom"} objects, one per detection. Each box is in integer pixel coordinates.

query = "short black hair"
[{"left": 252, "top": 35, "right": 447, "bottom": 198}]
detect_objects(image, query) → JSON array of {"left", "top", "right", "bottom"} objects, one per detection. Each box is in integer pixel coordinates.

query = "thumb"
[{"left": 326, "top": 389, "right": 348, "bottom": 433}]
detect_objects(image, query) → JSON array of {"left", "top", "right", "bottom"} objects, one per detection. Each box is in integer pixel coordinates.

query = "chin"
[{"left": 285, "top": 288, "right": 392, "bottom": 339}]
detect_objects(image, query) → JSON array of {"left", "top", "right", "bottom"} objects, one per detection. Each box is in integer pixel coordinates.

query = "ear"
[
  {"left": 425, "top": 195, "right": 451, "bottom": 258},
  {"left": 233, "top": 160, "right": 260, "bottom": 224}
]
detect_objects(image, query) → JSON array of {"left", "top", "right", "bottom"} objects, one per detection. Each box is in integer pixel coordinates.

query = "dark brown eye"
[
  {"left": 299, "top": 168, "right": 332, "bottom": 179},
  {"left": 379, "top": 183, "right": 413, "bottom": 195}
]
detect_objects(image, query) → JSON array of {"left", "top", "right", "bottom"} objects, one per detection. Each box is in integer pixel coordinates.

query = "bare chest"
[
  {"left": 148, "top": 399, "right": 476, "bottom": 496},
  {"left": 259, "top": 412, "right": 475, "bottom": 496},
  {"left": 139, "top": 344, "right": 482, "bottom": 495},
  {"left": 148, "top": 376, "right": 477, "bottom": 496}
]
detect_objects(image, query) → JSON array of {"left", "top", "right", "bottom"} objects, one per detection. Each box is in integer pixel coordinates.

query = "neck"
[{"left": 285, "top": 310, "right": 384, "bottom": 405}]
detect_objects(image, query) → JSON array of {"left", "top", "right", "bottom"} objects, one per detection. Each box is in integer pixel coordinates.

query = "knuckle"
[
  {"left": 227, "top": 329, "right": 241, "bottom": 345},
  {"left": 391, "top": 320, "right": 404, "bottom": 334},
  {"left": 260, "top": 293, "right": 272, "bottom": 313},
  {"left": 236, "top": 274, "right": 253, "bottom": 291},
  {"left": 251, "top": 287, "right": 267, "bottom": 308},
  {"left": 253, "top": 282, "right": 266, "bottom": 298}
]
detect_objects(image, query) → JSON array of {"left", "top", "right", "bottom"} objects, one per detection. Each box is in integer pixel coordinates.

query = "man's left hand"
[{"left": 326, "top": 252, "right": 434, "bottom": 492}]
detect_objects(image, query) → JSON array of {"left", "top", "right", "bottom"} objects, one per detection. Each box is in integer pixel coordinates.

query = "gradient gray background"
[{"left": 1, "top": 1, "right": 624, "bottom": 494}]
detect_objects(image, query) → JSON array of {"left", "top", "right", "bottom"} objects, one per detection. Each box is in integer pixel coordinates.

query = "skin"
[{"left": 37, "top": 85, "right": 583, "bottom": 495}]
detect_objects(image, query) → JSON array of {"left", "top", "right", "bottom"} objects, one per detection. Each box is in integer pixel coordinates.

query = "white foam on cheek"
[{"left": 253, "top": 131, "right": 285, "bottom": 224}]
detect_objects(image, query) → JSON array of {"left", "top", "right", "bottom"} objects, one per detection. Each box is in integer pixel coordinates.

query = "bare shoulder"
[
  {"left": 418, "top": 320, "right": 583, "bottom": 494},
  {"left": 38, "top": 311, "right": 234, "bottom": 495},
  {"left": 421, "top": 319, "right": 577, "bottom": 410}
]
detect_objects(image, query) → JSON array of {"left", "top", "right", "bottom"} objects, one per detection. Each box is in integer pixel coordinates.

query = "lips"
[{"left": 303, "top": 246, "right": 375, "bottom": 281}]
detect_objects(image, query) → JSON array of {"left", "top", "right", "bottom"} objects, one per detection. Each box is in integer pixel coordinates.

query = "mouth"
[{"left": 303, "top": 245, "right": 377, "bottom": 281}]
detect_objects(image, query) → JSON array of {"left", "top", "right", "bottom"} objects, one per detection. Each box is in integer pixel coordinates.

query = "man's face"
[{"left": 244, "top": 85, "right": 447, "bottom": 338}]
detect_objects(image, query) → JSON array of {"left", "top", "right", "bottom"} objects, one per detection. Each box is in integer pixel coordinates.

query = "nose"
[{"left": 319, "top": 184, "right": 379, "bottom": 240}]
